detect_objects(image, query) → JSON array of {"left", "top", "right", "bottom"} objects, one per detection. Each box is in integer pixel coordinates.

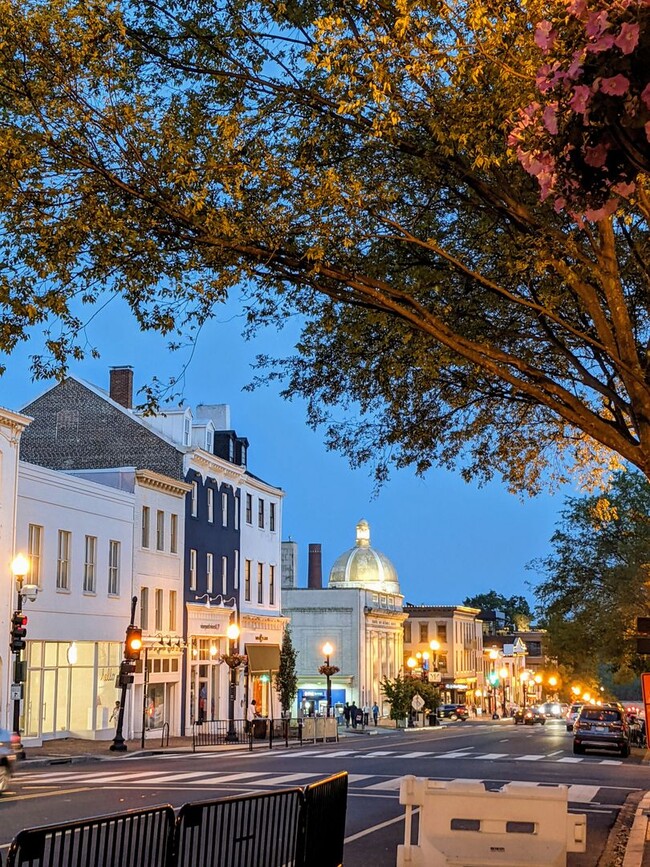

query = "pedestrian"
[
  {"left": 351, "top": 702, "right": 358, "bottom": 728},
  {"left": 343, "top": 702, "right": 351, "bottom": 728},
  {"left": 109, "top": 701, "right": 120, "bottom": 727},
  {"left": 362, "top": 704, "right": 370, "bottom": 726},
  {"left": 372, "top": 702, "right": 379, "bottom": 726}
]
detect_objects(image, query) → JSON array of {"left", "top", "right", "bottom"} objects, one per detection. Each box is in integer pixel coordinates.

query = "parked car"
[
  {"left": 573, "top": 705, "right": 630, "bottom": 757},
  {"left": 566, "top": 703, "right": 583, "bottom": 731},
  {"left": 513, "top": 706, "right": 546, "bottom": 725},
  {"left": 438, "top": 704, "right": 469, "bottom": 721},
  {"left": 0, "top": 728, "right": 19, "bottom": 794}
]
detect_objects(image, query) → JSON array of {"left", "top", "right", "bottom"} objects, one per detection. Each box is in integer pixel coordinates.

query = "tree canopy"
[
  {"left": 462, "top": 591, "right": 533, "bottom": 631},
  {"left": 0, "top": 0, "right": 648, "bottom": 491},
  {"left": 532, "top": 469, "right": 650, "bottom": 680}
]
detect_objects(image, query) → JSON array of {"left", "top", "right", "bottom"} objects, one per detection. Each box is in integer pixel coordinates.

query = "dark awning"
[{"left": 246, "top": 643, "right": 281, "bottom": 673}]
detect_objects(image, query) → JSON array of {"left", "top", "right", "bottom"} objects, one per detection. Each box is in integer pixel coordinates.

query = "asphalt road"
[{"left": 1, "top": 719, "right": 646, "bottom": 865}]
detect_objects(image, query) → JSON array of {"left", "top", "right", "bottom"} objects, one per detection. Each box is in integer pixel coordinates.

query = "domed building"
[{"left": 281, "top": 520, "right": 407, "bottom": 719}]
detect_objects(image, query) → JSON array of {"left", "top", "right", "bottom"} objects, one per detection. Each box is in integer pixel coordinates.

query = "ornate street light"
[
  {"left": 406, "top": 657, "right": 417, "bottom": 677},
  {"left": 520, "top": 670, "right": 530, "bottom": 709},
  {"left": 10, "top": 554, "right": 30, "bottom": 748},
  {"left": 225, "top": 620, "right": 241, "bottom": 742},
  {"left": 319, "top": 642, "right": 339, "bottom": 717}
]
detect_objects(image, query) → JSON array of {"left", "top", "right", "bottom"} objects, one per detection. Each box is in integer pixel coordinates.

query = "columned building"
[{"left": 282, "top": 520, "right": 407, "bottom": 718}]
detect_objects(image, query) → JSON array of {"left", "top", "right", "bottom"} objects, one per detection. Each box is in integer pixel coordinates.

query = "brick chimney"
[
  {"left": 308, "top": 544, "right": 323, "bottom": 589},
  {"left": 109, "top": 366, "right": 134, "bottom": 409}
]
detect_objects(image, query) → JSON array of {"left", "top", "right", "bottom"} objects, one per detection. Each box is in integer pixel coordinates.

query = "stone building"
[{"left": 282, "top": 520, "right": 407, "bottom": 718}]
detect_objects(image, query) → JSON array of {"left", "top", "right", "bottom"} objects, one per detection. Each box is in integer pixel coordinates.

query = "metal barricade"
[
  {"left": 297, "top": 771, "right": 348, "bottom": 867},
  {"left": 397, "top": 776, "right": 586, "bottom": 867},
  {"left": 174, "top": 788, "right": 303, "bottom": 867},
  {"left": 192, "top": 719, "right": 250, "bottom": 751},
  {"left": 6, "top": 805, "right": 175, "bottom": 867}
]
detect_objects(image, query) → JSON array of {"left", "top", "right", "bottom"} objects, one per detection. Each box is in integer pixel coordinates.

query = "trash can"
[
  {"left": 428, "top": 713, "right": 438, "bottom": 727},
  {"left": 253, "top": 718, "right": 268, "bottom": 739}
]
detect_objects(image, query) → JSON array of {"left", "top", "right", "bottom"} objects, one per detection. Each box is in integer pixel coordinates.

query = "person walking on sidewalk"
[
  {"left": 372, "top": 702, "right": 379, "bottom": 726},
  {"left": 351, "top": 702, "right": 358, "bottom": 728},
  {"left": 343, "top": 703, "right": 351, "bottom": 728}
]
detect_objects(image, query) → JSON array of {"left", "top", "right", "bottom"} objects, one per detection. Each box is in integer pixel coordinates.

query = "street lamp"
[
  {"left": 406, "top": 657, "right": 417, "bottom": 677},
  {"left": 520, "top": 670, "right": 529, "bottom": 709},
  {"left": 499, "top": 667, "right": 509, "bottom": 716},
  {"left": 226, "top": 620, "right": 241, "bottom": 742},
  {"left": 10, "top": 554, "right": 31, "bottom": 748},
  {"left": 323, "top": 642, "right": 333, "bottom": 716}
]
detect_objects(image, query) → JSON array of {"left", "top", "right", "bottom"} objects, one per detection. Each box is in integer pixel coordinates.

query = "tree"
[
  {"left": 275, "top": 626, "right": 299, "bottom": 716},
  {"left": 381, "top": 674, "right": 440, "bottom": 723},
  {"left": 463, "top": 592, "right": 533, "bottom": 632},
  {"left": 532, "top": 470, "right": 650, "bottom": 680},
  {"left": 0, "top": 1, "right": 649, "bottom": 491}
]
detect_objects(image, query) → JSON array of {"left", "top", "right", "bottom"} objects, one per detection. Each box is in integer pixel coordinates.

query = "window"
[
  {"left": 141, "top": 587, "right": 149, "bottom": 631},
  {"left": 234, "top": 496, "right": 240, "bottom": 530},
  {"left": 141, "top": 506, "right": 150, "bottom": 548},
  {"left": 206, "top": 430, "right": 213, "bottom": 452},
  {"left": 184, "top": 416, "right": 191, "bottom": 445},
  {"left": 28, "top": 524, "right": 42, "bottom": 585},
  {"left": 234, "top": 550, "right": 239, "bottom": 589},
  {"left": 206, "top": 552, "right": 213, "bottom": 593},
  {"left": 83, "top": 535, "right": 97, "bottom": 593},
  {"left": 207, "top": 488, "right": 214, "bottom": 523},
  {"left": 108, "top": 540, "right": 120, "bottom": 595},
  {"left": 221, "top": 556, "right": 227, "bottom": 594},
  {"left": 437, "top": 623, "right": 447, "bottom": 643},
  {"left": 244, "top": 559, "right": 251, "bottom": 601},
  {"left": 57, "top": 530, "right": 71, "bottom": 590},
  {"left": 269, "top": 565, "right": 275, "bottom": 606},
  {"left": 245, "top": 493, "right": 252, "bottom": 524},
  {"left": 155, "top": 589, "right": 163, "bottom": 631},
  {"left": 189, "top": 549, "right": 197, "bottom": 590},
  {"left": 170, "top": 514, "right": 178, "bottom": 554},
  {"left": 156, "top": 510, "right": 165, "bottom": 551},
  {"left": 222, "top": 492, "right": 228, "bottom": 527},
  {"left": 257, "top": 563, "right": 264, "bottom": 603},
  {"left": 169, "top": 590, "right": 177, "bottom": 632},
  {"left": 270, "top": 502, "right": 276, "bottom": 532},
  {"left": 404, "top": 622, "right": 412, "bottom": 643},
  {"left": 191, "top": 481, "right": 198, "bottom": 517},
  {"left": 258, "top": 499, "right": 264, "bottom": 529},
  {"left": 419, "top": 622, "right": 429, "bottom": 643}
]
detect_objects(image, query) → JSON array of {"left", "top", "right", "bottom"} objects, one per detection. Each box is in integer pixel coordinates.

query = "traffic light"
[
  {"left": 10, "top": 612, "right": 28, "bottom": 652},
  {"left": 116, "top": 660, "right": 136, "bottom": 687},
  {"left": 124, "top": 625, "right": 143, "bottom": 660}
]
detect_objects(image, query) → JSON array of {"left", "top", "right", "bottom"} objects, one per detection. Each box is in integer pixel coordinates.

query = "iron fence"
[
  {"left": 4, "top": 773, "right": 348, "bottom": 867},
  {"left": 192, "top": 718, "right": 304, "bottom": 751}
]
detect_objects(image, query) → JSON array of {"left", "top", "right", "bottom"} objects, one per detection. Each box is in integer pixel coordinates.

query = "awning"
[{"left": 246, "top": 643, "right": 281, "bottom": 673}]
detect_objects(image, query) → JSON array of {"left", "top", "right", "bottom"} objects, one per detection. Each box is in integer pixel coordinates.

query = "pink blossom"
[
  {"left": 641, "top": 83, "right": 650, "bottom": 111},
  {"left": 612, "top": 180, "right": 636, "bottom": 197},
  {"left": 554, "top": 197, "right": 567, "bottom": 212},
  {"left": 567, "top": 54, "right": 584, "bottom": 80},
  {"left": 614, "top": 22, "right": 640, "bottom": 54},
  {"left": 543, "top": 104, "right": 559, "bottom": 135},
  {"left": 535, "top": 20, "right": 557, "bottom": 52},
  {"left": 646, "top": 122, "right": 650, "bottom": 144},
  {"left": 585, "top": 199, "right": 618, "bottom": 222},
  {"left": 570, "top": 85, "right": 591, "bottom": 113},
  {"left": 585, "top": 10, "right": 609, "bottom": 38},
  {"left": 584, "top": 143, "right": 609, "bottom": 167},
  {"left": 600, "top": 75, "right": 630, "bottom": 96},
  {"left": 566, "top": 0, "right": 588, "bottom": 18},
  {"left": 586, "top": 33, "right": 615, "bottom": 52}
]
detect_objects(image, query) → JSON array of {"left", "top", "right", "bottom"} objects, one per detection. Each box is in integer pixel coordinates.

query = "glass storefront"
[
  {"left": 24, "top": 640, "right": 121, "bottom": 739},
  {"left": 188, "top": 637, "right": 224, "bottom": 724}
]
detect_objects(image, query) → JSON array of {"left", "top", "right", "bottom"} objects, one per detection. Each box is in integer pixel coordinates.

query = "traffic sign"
[
  {"left": 428, "top": 671, "right": 442, "bottom": 683},
  {"left": 412, "top": 693, "right": 425, "bottom": 711}
]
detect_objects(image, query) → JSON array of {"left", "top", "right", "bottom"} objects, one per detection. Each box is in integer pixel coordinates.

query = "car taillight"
[
  {"left": 577, "top": 721, "right": 590, "bottom": 729},
  {"left": 10, "top": 734, "right": 20, "bottom": 746}
]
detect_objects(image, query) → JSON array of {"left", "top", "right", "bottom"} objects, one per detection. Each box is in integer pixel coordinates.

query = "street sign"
[
  {"left": 642, "top": 673, "right": 650, "bottom": 727},
  {"left": 10, "top": 683, "right": 23, "bottom": 701},
  {"left": 412, "top": 694, "right": 425, "bottom": 711},
  {"left": 428, "top": 671, "right": 442, "bottom": 683}
]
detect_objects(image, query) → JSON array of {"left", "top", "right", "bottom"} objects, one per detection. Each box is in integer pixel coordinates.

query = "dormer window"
[
  {"left": 184, "top": 416, "right": 191, "bottom": 445},
  {"left": 206, "top": 430, "right": 214, "bottom": 452}
]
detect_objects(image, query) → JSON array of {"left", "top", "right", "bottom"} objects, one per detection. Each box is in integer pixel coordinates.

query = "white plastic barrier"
[{"left": 397, "top": 776, "right": 586, "bottom": 867}]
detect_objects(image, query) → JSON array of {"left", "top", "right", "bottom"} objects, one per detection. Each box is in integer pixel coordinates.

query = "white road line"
[
  {"left": 514, "top": 755, "right": 545, "bottom": 761},
  {"left": 599, "top": 760, "right": 623, "bottom": 765},
  {"left": 547, "top": 750, "right": 564, "bottom": 756},
  {"left": 137, "top": 771, "right": 230, "bottom": 784},
  {"left": 474, "top": 753, "right": 508, "bottom": 760},
  {"left": 433, "top": 751, "right": 474, "bottom": 758},
  {"left": 566, "top": 785, "right": 599, "bottom": 803},
  {"left": 401, "top": 752, "right": 430, "bottom": 758},
  {"left": 359, "top": 752, "right": 394, "bottom": 758},
  {"left": 347, "top": 775, "right": 374, "bottom": 784},
  {"left": 557, "top": 757, "right": 583, "bottom": 763},
  {"left": 258, "top": 773, "right": 322, "bottom": 786},
  {"left": 363, "top": 778, "right": 403, "bottom": 791},
  {"left": 171, "top": 772, "right": 270, "bottom": 785}
]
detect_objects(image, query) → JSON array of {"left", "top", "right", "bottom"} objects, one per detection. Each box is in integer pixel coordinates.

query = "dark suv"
[
  {"left": 438, "top": 704, "right": 469, "bottom": 721},
  {"left": 573, "top": 706, "right": 630, "bottom": 757}
]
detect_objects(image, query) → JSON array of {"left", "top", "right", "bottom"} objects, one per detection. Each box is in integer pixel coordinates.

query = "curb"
[{"left": 623, "top": 791, "right": 650, "bottom": 867}]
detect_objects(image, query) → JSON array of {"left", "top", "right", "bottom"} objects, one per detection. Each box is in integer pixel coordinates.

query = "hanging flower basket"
[
  {"left": 221, "top": 652, "right": 248, "bottom": 669},
  {"left": 319, "top": 664, "right": 340, "bottom": 677}
]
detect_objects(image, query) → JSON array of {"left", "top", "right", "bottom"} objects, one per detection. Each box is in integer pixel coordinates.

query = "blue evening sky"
[{"left": 0, "top": 297, "right": 571, "bottom": 611}]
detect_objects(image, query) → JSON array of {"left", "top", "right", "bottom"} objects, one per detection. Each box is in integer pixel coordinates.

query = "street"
[{"left": 1, "top": 719, "right": 646, "bottom": 865}]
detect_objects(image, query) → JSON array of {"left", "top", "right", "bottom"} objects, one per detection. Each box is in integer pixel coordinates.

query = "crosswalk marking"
[
  {"left": 515, "top": 755, "right": 545, "bottom": 761},
  {"left": 401, "top": 752, "right": 430, "bottom": 758},
  {"left": 474, "top": 753, "right": 508, "bottom": 760},
  {"left": 176, "top": 772, "right": 270, "bottom": 785},
  {"left": 364, "top": 778, "right": 403, "bottom": 791},
  {"left": 600, "top": 760, "right": 623, "bottom": 765},
  {"left": 557, "top": 757, "right": 583, "bottom": 763},
  {"left": 434, "top": 751, "right": 474, "bottom": 758},
  {"left": 566, "top": 785, "right": 599, "bottom": 802},
  {"left": 264, "top": 773, "right": 322, "bottom": 786}
]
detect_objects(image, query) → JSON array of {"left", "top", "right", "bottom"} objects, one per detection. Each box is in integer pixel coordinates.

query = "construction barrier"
[{"left": 397, "top": 776, "right": 587, "bottom": 867}]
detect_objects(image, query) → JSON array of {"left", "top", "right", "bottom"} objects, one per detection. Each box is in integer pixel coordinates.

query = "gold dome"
[{"left": 328, "top": 520, "right": 400, "bottom": 593}]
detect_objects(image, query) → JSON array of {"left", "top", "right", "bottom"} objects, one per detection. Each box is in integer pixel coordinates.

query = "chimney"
[
  {"left": 308, "top": 544, "right": 322, "bottom": 589},
  {"left": 109, "top": 366, "right": 134, "bottom": 409}
]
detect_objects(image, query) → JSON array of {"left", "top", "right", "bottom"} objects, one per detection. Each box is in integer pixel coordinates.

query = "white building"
[{"left": 282, "top": 520, "right": 407, "bottom": 718}]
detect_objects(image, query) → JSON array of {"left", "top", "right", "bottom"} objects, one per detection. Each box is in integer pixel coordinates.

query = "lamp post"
[
  {"left": 226, "top": 619, "right": 241, "bottom": 742},
  {"left": 499, "top": 667, "right": 509, "bottom": 716},
  {"left": 488, "top": 648, "right": 499, "bottom": 717},
  {"left": 322, "top": 642, "right": 333, "bottom": 717},
  {"left": 429, "top": 640, "right": 441, "bottom": 725},
  {"left": 520, "top": 670, "right": 529, "bottom": 709},
  {"left": 10, "top": 554, "right": 30, "bottom": 747},
  {"left": 406, "top": 657, "right": 417, "bottom": 677}
]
